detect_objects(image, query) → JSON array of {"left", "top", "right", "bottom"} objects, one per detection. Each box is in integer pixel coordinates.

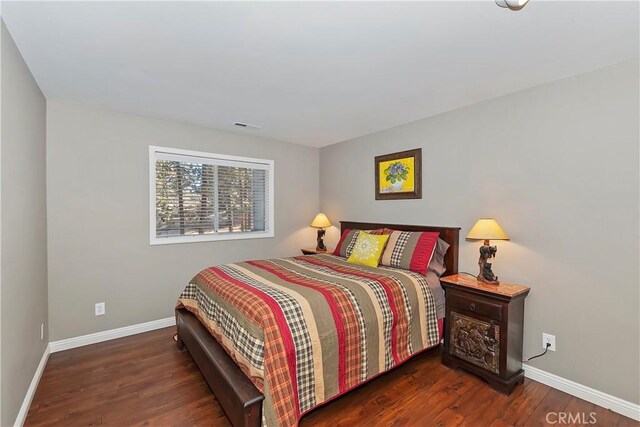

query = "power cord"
[{"left": 524, "top": 343, "right": 551, "bottom": 362}]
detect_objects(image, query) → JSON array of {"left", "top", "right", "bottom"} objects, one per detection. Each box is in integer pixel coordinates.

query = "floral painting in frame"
[{"left": 375, "top": 148, "right": 422, "bottom": 200}]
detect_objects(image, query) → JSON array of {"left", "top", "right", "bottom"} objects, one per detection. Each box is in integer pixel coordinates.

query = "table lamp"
[
  {"left": 466, "top": 218, "right": 509, "bottom": 284},
  {"left": 310, "top": 213, "right": 332, "bottom": 251}
]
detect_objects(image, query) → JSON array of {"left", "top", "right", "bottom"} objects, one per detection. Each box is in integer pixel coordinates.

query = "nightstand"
[
  {"left": 301, "top": 248, "right": 333, "bottom": 255},
  {"left": 441, "top": 274, "right": 530, "bottom": 395}
]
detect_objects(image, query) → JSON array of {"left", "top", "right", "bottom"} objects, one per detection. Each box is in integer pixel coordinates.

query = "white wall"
[
  {"left": 46, "top": 101, "right": 319, "bottom": 341},
  {"left": 320, "top": 60, "right": 639, "bottom": 404},
  {"left": 1, "top": 20, "right": 48, "bottom": 426}
]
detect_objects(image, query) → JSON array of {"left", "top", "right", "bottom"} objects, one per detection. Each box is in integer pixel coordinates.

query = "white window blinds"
[{"left": 150, "top": 146, "right": 274, "bottom": 244}]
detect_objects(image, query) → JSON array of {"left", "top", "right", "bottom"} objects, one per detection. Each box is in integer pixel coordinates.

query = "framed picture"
[{"left": 375, "top": 148, "right": 422, "bottom": 200}]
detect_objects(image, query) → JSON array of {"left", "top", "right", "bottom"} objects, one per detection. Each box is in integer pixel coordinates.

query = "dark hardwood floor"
[{"left": 26, "top": 327, "right": 637, "bottom": 426}]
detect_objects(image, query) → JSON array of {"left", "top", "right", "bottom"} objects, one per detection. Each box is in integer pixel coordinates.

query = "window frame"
[{"left": 149, "top": 145, "right": 275, "bottom": 245}]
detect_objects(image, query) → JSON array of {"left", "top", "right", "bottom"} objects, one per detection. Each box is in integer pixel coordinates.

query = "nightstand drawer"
[{"left": 447, "top": 290, "right": 503, "bottom": 321}]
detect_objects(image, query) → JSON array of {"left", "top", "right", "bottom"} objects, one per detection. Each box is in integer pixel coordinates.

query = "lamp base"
[
  {"left": 478, "top": 242, "right": 500, "bottom": 285},
  {"left": 316, "top": 228, "right": 327, "bottom": 252},
  {"left": 477, "top": 275, "right": 500, "bottom": 286}
]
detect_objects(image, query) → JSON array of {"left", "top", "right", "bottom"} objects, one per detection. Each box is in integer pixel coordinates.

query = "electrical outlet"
[
  {"left": 95, "top": 302, "right": 106, "bottom": 316},
  {"left": 543, "top": 333, "right": 556, "bottom": 351},
  {"left": 40, "top": 323, "right": 44, "bottom": 341}
]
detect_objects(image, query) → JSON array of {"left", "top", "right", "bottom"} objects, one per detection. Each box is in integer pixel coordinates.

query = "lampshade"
[
  {"left": 466, "top": 218, "right": 509, "bottom": 241},
  {"left": 310, "top": 213, "right": 332, "bottom": 229},
  {"left": 495, "top": 0, "right": 529, "bottom": 10}
]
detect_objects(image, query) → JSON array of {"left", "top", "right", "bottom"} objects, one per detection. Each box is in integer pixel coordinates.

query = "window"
[{"left": 150, "top": 146, "right": 274, "bottom": 245}]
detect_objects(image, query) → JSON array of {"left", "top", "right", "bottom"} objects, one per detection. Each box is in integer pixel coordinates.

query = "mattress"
[{"left": 177, "top": 254, "right": 442, "bottom": 426}]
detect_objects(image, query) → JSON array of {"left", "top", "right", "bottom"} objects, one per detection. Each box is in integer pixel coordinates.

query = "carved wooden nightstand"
[{"left": 441, "top": 274, "right": 530, "bottom": 395}]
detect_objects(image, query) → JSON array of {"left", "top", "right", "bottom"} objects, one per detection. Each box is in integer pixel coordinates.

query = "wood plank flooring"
[{"left": 25, "top": 327, "right": 638, "bottom": 426}]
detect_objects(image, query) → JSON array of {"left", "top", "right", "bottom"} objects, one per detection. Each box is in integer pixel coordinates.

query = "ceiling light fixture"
[
  {"left": 234, "top": 122, "right": 261, "bottom": 131},
  {"left": 496, "top": 0, "right": 529, "bottom": 11}
]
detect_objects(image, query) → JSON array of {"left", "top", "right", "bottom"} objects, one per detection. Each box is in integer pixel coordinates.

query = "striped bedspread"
[{"left": 177, "top": 254, "right": 441, "bottom": 426}]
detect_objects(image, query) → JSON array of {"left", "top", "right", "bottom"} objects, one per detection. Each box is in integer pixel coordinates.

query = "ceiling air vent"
[{"left": 234, "top": 122, "right": 261, "bottom": 131}]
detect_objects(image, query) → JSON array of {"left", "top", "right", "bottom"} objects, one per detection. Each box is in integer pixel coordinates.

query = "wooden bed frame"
[{"left": 176, "top": 221, "right": 460, "bottom": 427}]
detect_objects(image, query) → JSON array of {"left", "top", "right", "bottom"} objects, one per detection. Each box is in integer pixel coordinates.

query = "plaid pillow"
[
  {"left": 333, "top": 229, "right": 361, "bottom": 258},
  {"left": 380, "top": 230, "right": 440, "bottom": 275}
]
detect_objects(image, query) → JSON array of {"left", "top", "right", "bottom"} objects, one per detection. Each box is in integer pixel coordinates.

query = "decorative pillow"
[
  {"left": 380, "top": 230, "right": 440, "bottom": 275},
  {"left": 333, "top": 228, "right": 361, "bottom": 258},
  {"left": 428, "top": 238, "right": 450, "bottom": 277},
  {"left": 333, "top": 228, "right": 396, "bottom": 258},
  {"left": 347, "top": 232, "right": 390, "bottom": 268}
]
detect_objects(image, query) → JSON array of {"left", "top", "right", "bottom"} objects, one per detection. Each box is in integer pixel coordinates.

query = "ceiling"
[{"left": 2, "top": 1, "right": 638, "bottom": 147}]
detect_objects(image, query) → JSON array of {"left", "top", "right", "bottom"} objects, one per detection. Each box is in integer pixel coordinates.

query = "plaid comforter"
[{"left": 177, "top": 254, "right": 440, "bottom": 426}]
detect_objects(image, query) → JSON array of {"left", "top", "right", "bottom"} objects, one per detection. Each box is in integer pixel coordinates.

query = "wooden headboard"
[{"left": 340, "top": 221, "right": 461, "bottom": 276}]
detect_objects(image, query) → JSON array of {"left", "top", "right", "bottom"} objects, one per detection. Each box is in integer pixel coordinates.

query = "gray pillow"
[
  {"left": 425, "top": 269, "right": 446, "bottom": 319},
  {"left": 427, "top": 238, "right": 449, "bottom": 276}
]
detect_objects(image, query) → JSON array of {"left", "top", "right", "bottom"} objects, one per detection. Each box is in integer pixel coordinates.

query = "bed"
[{"left": 175, "top": 221, "right": 460, "bottom": 427}]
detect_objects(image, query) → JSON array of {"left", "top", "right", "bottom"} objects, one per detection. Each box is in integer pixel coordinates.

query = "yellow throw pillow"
[{"left": 347, "top": 232, "right": 390, "bottom": 268}]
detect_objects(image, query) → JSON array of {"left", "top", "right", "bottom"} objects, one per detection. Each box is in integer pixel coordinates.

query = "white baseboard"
[
  {"left": 14, "top": 344, "right": 50, "bottom": 427},
  {"left": 49, "top": 316, "right": 176, "bottom": 353},
  {"left": 524, "top": 364, "right": 640, "bottom": 422}
]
